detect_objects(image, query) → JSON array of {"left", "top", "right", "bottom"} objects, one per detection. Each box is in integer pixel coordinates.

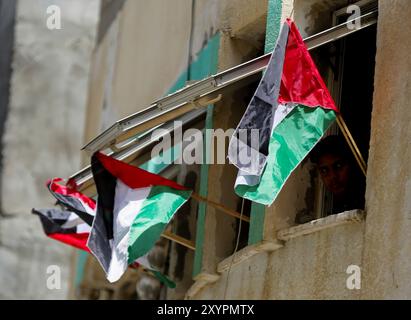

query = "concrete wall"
[
  {"left": 83, "top": 0, "right": 192, "bottom": 147},
  {"left": 82, "top": 0, "right": 271, "bottom": 147},
  {"left": 0, "top": 0, "right": 16, "bottom": 181},
  {"left": 191, "top": 0, "right": 268, "bottom": 279},
  {"left": 78, "top": 0, "right": 195, "bottom": 299},
  {"left": 0, "top": 0, "right": 99, "bottom": 299},
  {"left": 361, "top": 0, "right": 411, "bottom": 299},
  {"left": 194, "top": 221, "right": 364, "bottom": 299},
  {"left": 293, "top": 0, "right": 349, "bottom": 37},
  {"left": 77, "top": 0, "right": 269, "bottom": 299},
  {"left": 72, "top": 0, "right": 411, "bottom": 300},
  {"left": 263, "top": 0, "right": 346, "bottom": 238},
  {"left": 189, "top": 0, "right": 411, "bottom": 300}
]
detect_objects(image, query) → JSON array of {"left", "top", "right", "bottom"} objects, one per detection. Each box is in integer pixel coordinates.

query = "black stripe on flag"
[
  {"left": 87, "top": 152, "right": 117, "bottom": 273},
  {"left": 47, "top": 184, "right": 94, "bottom": 226},
  {"left": 228, "top": 23, "right": 290, "bottom": 176},
  {"left": 32, "top": 208, "right": 78, "bottom": 235}
]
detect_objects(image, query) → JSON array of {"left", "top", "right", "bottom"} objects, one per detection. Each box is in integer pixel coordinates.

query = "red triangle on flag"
[{"left": 278, "top": 19, "right": 339, "bottom": 112}]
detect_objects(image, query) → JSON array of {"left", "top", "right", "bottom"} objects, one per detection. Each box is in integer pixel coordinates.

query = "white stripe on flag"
[
  {"left": 107, "top": 180, "right": 152, "bottom": 283},
  {"left": 234, "top": 103, "right": 297, "bottom": 188},
  {"left": 76, "top": 222, "right": 91, "bottom": 233},
  {"left": 271, "top": 103, "right": 296, "bottom": 133},
  {"left": 78, "top": 197, "right": 96, "bottom": 216},
  {"left": 61, "top": 216, "right": 84, "bottom": 229}
]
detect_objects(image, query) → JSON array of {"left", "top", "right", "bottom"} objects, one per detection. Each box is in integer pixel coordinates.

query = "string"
[{"left": 223, "top": 198, "right": 245, "bottom": 299}]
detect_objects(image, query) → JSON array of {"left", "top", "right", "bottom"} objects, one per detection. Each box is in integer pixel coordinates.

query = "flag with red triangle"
[
  {"left": 87, "top": 152, "right": 191, "bottom": 283},
  {"left": 229, "top": 19, "right": 338, "bottom": 205},
  {"left": 33, "top": 178, "right": 177, "bottom": 288}
]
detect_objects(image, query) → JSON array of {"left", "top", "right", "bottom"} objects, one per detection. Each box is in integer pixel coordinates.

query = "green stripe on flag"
[
  {"left": 236, "top": 105, "right": 336, "bottom": 205},
  {"left": 151, "top": 270, "right": 177, "bottom": 288},
  {"left": 127, "top": 186, "right": 192, "bottom": 263}
]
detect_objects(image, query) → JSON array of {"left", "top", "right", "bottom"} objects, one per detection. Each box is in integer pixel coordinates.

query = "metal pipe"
[{"left": 82, "top": 10, "right": 378, "bottom": 155}]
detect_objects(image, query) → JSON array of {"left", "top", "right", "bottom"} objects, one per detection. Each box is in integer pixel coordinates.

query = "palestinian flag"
[
  {"left": 32, "top": 206, "right": 175, "bottom": 287},
  {"left": 231, "top": 19, "right": 338, "bottom": 205},
  {"left": 32, "top": 207, "right": 92, "bottom": 251},
  {"left": 32, "top": 208, "right": 91, "bottom": 252},
  {"left": 47, "top": 178, "right": 95, "bottom": 226},
  {"left": 228, "top": 17, "right": 289, "bottom": 176},
  {"left": 31, "top": 179, "right": 97, "bottom": 250},
  {"left": 36, "top": 178, "right": 176, "bottom": 287},
  {"left": 88, "top": 152, "right": 192, "bottom": 283}
]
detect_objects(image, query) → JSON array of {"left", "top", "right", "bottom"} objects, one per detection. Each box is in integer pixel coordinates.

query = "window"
[{"left": 295, "top": 0, "right": 377, "bottom": 223}]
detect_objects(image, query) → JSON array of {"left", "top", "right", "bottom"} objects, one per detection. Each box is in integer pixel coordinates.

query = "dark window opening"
[
  {"left": 295, "top": 7, "right": 377, "bottom": 224},
  {"left": 314, "top": 24, "right": 376, "bottom": 218}
]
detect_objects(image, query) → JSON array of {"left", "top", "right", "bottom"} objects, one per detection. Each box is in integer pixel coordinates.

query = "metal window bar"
[
  {"left": 71, "top": 108, "right": 206, "bottom": 194},
  {"left": 72, "top": 9, "right": 378, "bottom": 190},
  {"left": 82, "top": 10, "right": 377, "bottom": 154}
]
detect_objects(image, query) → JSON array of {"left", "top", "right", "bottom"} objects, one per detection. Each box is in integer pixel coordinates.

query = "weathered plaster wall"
[
  {"left": 263, "top": 0, "right": 344, "bottom": 237},
  {"left": 111, "top": 0, "right": 192, "bottom": 118},
  {"left": 293, "top": 0, "right": 349, "bottom": 37},
  {"left": 73, "top": 0, "right": 411, "bottom": 301},
  {"left": 167, "top": 165, "right": 201, "bottom": 300},
  {"left": 195, "top": 0, "right": 268, "bottom": 278},
  {"left": 189, "top": 0, "right": 411, "bottom": 300},
  {"left": 79, "top": 0, "right": 212, "bottom": 297},
  {"left": 81, "top": 0, "right": 269, "bottom": 295},
  {"left": 0, "top": 0, "right": 99, "bottom": 299},
  {"left": 83, "top": 0, "right": 192, "bottom": 147},
  {"left": 85, "top": 0, "right": 267, "bottom": 167},
  {"left": 360, "top": 0, "right": 411, "bottom": 299},
  {"left": 0, "top": 0, "right": 16, "bottom": 182},
  {"left": 82, "top": 10, "right": 121, "bottom": 152},
  {"left": 194, "top": 222, "right": 364, "bottom": 299}
]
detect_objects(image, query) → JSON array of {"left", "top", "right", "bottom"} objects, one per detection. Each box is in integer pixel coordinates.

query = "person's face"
[{"left": 317, "top": 153, "right": 351, "bottom": 197}]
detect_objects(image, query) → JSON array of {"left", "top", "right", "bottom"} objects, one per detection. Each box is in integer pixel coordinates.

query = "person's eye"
[
  {"left": 320, "top": 168, "right": 328, "bottom": 175},
  {"left": 334, "top": 161, "right": 344, "bottom": 170}
]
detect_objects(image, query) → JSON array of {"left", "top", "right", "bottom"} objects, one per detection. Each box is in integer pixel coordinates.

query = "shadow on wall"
[{"left": 0, "top": 0, "right": 16, "bottom": 214}]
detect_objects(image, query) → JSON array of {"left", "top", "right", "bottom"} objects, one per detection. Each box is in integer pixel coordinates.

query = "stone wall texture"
[{"left": 0, "top": 0, "right": 99, "bottom": 299}]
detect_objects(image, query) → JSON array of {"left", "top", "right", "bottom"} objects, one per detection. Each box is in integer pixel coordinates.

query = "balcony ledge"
[
  {"left": 277, "top": 209, "right": 365, "bottom": 242},
  {"left": 185, "top": 272, "right": 220, "bottom": 299},
  {"left": 187, "top": 210, "right": 364, "bottom": 299},
  {"left": 217, "top": 240, "right": 284, "bottom": 274}
]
